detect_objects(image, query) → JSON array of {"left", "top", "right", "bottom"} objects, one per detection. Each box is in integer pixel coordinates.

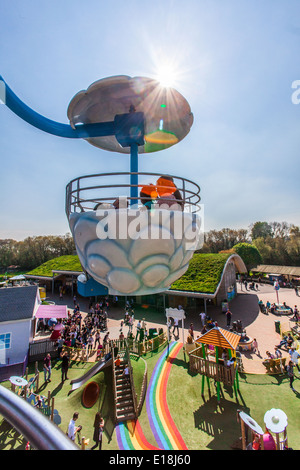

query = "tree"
[
  {"left": 250, "top": 221, "right": 272, "bottom": 240},
  {"left": 232, "top": 242, "right": 262, "bottom": 271},
  {"left": 0, "top": 239, "right": 18, "bottom": 270},
  {"left": 252, "top": 237, "right": 273, "bottom": 264},
  {"left": 0, "top": 234, "right": 76, "bottom": 271},
  {"left": 200, "top": 228, "right": 250, "bottom": 253}
]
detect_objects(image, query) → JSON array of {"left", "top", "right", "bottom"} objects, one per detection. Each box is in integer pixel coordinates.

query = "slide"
[{"left": 69, "top": 354, "right": 112, "bottom": 393}]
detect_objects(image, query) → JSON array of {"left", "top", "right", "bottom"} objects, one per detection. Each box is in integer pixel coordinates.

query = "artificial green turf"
[
  {"left": 1, "top": 346, "right": 299, "bottom": 450},
  {"left": 167, "top": 349, "right": 300, "bottom": 450}
]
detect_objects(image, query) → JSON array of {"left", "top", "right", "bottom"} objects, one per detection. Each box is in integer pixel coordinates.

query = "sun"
[{"left": 153, "top": 61, "right": 181, "bottom": 89}]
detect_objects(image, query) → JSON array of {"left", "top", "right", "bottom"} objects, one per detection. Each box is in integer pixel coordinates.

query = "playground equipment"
[
  {"left": 238, "top": 409, "right": 288, "bottom": 450},
  {"left": 190, "top": 327, "right": 241, "bottom": 403},
  {"left": 1, "top": 74, "right": 202, "bottom": 297},
  {"left": 82, "top": 381, "right": 100, "bottom": 408},
  {"left": 69, "top": 353, "right": 112, "bottom": 393},
  {"left": 264, "top": 408, "right": 288, "bottom": 450}
]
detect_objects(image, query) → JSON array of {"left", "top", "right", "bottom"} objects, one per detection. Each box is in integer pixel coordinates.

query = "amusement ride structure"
[
  {"left": 0, "top": 73, "right": 202, "bottom": 448},
  {"left": 1, "top": 74, "right": 202, "bottom": 298}
]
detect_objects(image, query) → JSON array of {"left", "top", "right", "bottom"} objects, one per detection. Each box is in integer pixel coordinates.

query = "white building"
[{"left": 0, "top": 285, "right": 40, "bottom": 380}]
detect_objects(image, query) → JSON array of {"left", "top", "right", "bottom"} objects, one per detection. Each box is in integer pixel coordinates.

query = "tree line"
[
  {"left": 1, "top": 220, "right": 299, "bottom": 273},
  {"left": 0, "top": 234, "right": 75, "bottom": 272},
  {"left": 199, "top": 221, "right": 300, "bottom": 268}
]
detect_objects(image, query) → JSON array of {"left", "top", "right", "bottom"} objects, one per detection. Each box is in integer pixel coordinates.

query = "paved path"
[{"left": 42, "top": 283, "right": 300, "bottom": 374}]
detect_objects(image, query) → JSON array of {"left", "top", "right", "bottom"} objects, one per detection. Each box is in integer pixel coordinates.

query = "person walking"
[
  {"left": 226, "top": 309, "right": 232, "bottom": 328},
  {"left": 252, "top": 338, "right": 259, "bottom": 355},
  {"left": 67, "top": 412, "right": 82, "bottom": 442},
  {"left": 94, "top": 329, "right": 101, "bottom": 348},
  {"left": 135, "top": 320, "right": 141, "bottom": 341},
  {"left": 291, "top": 306, "right": 299, "bottom": 322},
  {"left": 61, "top": 351, "right": 70, "bottom": 382},
  {"left": 91, "top": 412, "right": 105, "bottom": 450},
  {"left": 87, "top": 333, "right": 94, "bottom": 356},
  {"left": 289, "top": 347, "right": 300, "bottom": 374},
  {"left": 43, "top": 353, "right": 51, "bottom": 383},
  {"left": 199, "top": 312, "right": 206, "bottom": 327},
  {"left": 286, "top": 361, "right": 296, "bottom": 392},
  {"left": 173, "top": 317, "right": 179, "bottom": 336}
]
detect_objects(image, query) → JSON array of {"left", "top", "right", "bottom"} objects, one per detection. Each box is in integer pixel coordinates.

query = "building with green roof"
[{"left": 24, "top": 252, "right": 246, "bottom": 307}]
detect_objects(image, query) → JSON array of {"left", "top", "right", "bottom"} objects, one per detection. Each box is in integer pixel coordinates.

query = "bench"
[{"left": 263, "top": 358, "right": 286, "bottom": 373}]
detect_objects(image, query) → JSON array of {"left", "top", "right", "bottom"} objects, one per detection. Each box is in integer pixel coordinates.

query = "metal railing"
[
  {"left": 0, "top": 385, "right": 78, "bottom": 450},
  {"left": 66, "top": 171, "right": 201, "bottom": 216}
]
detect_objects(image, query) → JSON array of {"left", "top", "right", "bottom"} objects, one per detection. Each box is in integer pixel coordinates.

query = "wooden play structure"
[
  {"left": 9, "top": 363, "right": 60, "bottom": 424},
  {"left": 189, "top": 327, "right": 241, "bottom": 403}
]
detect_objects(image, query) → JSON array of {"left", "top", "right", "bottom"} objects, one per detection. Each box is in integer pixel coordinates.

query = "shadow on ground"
[{"left": 193, "top": 395, "right": 250, "bottom": 450}]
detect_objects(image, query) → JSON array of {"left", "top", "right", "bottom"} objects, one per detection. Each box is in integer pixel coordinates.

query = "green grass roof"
[
  {"left": 26, "top": 252, "right": 232, "bottom": 293},
  {"left": 170, "top": 252, "right": 232, "bottom": 294},
  {"left": 26, "top": 255, "right": 83, "bottom": 277}
]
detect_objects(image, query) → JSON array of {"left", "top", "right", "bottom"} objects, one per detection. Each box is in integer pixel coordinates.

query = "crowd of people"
[
  {"left": 258, "top": 299, "right": 298, "bottom": 318},
  {"left": 42, "top": 296, "right": 112, "bottom": 361}
]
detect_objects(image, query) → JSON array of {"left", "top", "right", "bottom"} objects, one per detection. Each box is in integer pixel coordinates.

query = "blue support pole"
[{"left": 130, "top": 143, "right": 138, "bottom": 206}]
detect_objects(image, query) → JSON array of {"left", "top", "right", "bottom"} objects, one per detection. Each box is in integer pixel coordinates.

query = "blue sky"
[{"left": 0, "top": 0, "right": 299, "bottom": 240}]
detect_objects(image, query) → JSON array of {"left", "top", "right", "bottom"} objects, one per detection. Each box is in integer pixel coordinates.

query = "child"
[{"left": 252, "top": 338, "right": 259, "bottom": 354}]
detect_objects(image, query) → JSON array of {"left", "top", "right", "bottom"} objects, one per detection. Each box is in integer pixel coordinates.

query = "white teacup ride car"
[{"left": 66, "top": 172, "right": 202, "bottom": 296}]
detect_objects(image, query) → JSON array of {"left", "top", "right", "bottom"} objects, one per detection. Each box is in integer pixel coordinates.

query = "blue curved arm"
[{"left": 0, "top": 76, "right": 115, "bottom": 138}]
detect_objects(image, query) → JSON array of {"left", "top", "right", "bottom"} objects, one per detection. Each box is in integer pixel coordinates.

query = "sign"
[{"left": 165, "top": 308, "right": 186, "bottom": 320}]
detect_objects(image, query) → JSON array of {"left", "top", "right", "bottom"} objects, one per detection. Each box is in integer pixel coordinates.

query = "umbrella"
[
  {"left": 48, "top": 318, "right": 57, "bottom": 327},
  {"left": 9, "top": 275, "right": 26, "bottom": 281},
  {"left": 239, "top": 411, "right": 264, "bottom": 435},
  {"left": 9, "top": 376, "right": 28, "bottom": 387},
  {"left": 264, "top": 409, "right": 288, "bottom": 434}
]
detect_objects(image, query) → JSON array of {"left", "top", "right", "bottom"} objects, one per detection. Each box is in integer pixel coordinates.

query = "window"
[{"left": 0, "top": 333, "right": 11, "bottom": 350}]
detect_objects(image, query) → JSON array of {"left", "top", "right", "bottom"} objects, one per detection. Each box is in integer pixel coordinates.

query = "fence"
[
  {"left": 127, "top": 331, "right": 167, "bottom": 356},
  {"left": 189, "top": 352, "right": 237, "bottom": 387},
  {"left": 0, "top": 355, "right": 28, "bottom": 382},
  {"left": 28, "top": 340, "right": 58, "bottom": 362}
]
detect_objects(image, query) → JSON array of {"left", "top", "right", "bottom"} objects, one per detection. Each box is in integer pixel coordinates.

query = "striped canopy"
[
  {"left": 35, "top": 304, "right": 68, "bottom": 319},
  {"left": 195, "top": 327, "right": 241, "bottom": 351}
]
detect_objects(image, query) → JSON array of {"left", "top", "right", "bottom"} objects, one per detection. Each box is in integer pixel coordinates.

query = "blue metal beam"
[{"left": 0, "top": 76, "right": 115, "bottom": 138}]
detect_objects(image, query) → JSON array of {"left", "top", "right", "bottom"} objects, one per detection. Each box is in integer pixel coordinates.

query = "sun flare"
[
  {"left": 152, "top": 57, "right": 184, "bottom": 89},
  {"left": 154, "top": 65, "right": 179, "bottom": 88}
]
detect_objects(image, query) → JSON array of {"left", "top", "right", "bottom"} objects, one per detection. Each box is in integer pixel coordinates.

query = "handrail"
[
  {"left": 0, "top": 385, "right": 78, "bottom": 450},
  {"left": 137, "top": 357, "right": 147, "bottom": 416},
  {"left": 110, "top": 341, "right": 118, "bottom": 424},
  {"left": 65, "top": 171, "right": 201, "bottom": 216},
  {"left": 125, "top": 341, "right": 138, "bottom": 418}
]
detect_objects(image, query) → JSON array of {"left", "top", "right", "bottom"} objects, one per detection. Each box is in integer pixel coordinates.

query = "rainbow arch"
[{"left": 115, "top": 341, "right": 188, "bottom": 450}]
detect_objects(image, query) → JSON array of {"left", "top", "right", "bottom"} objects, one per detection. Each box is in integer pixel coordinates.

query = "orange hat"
[
  {"left": 156, "top": 176, "right": 177, "bottom": 196},
  {"left": 140, "top": 183, "right": 158, "bottom": 199}
]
